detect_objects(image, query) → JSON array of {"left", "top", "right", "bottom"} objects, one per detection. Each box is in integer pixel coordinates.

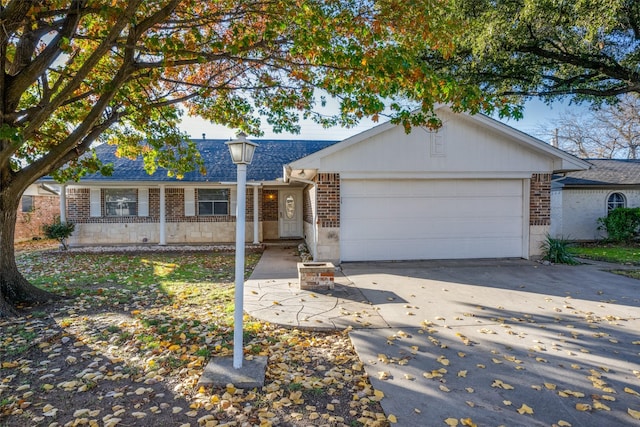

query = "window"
[
  {"left": 105, "top": 189, "right": 137, "bottom": 217},
  {"left": 21, "top": 195, "right": 34, "bottom": 213},
  {"left": 198, "top": 189, "right": 229, "bottom": 216},
  {"left": 607, "top": 192, "right": 626, "bottom": 213}
]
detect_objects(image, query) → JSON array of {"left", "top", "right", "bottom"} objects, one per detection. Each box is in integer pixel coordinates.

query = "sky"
[{"left": 178, "top": 98, "right": 581, "bottom": 144}]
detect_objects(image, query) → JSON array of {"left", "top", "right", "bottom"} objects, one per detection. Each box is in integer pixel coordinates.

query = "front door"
[{"left": 278, "top": 189, "right": 303, "bottom": 238}]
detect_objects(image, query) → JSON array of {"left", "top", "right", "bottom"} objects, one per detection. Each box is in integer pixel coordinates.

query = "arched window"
[{"left": 607, "top": 192, "right": 626, "bottom": 213}]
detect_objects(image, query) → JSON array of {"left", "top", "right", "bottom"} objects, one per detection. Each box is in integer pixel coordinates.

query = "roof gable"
[
  {"left": 288, "top": 106, "right": 589, "bottom": 176},
  {"left": 79, "top": 139, "right": 337, "bottom": 183}
]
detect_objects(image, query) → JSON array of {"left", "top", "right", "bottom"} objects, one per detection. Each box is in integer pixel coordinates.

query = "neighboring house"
[
  {"left": 551, "top": 159, "right": 640, "bottom": 240},
  {"left": 46, "top": 106, "right": 589, "bottom": 262},
  {"left": 15, "top": 184, "right": 60, "bottom": 242}
]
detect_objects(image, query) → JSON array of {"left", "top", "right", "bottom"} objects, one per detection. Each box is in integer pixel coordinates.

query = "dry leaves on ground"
[{"left": 1, "top": 248, "right": 388, "bottom": 427}]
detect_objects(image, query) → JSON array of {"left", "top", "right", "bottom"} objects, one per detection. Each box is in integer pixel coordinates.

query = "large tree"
[
  {"left": 541, "top": 94, "right": 640, "bottom": 159},
  {"left": 0, "top": 0, "right": 512, "bottom": 316},
  {"left": 422, "top": 0, "right": 640, "bottom": 103}
]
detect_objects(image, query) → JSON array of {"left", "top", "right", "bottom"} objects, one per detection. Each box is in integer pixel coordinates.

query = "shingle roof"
[
  {"left": 80, "top": 139, "right": 338, "bottom": 182},
  {"left": 558, "top": 159, "right": 640, "bottom": 186}
]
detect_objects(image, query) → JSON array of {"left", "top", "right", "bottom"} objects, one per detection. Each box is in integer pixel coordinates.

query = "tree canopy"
[
  {"left": 0, "top": 0, "right": 514, "bottom": 316},
  {"left": 423, "top": 0, "right": 640, "bottom": 104},
  {"left": 0, "top": 0, "right": 517, "bottom": 191}
]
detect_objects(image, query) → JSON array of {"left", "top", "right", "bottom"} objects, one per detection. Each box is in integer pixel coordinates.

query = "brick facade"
[
  {"left": 303, "top": 187, "right": 313, "bottom": 224},
  {"left": 316, "top": 173, "right": 340, "bottom": 227},
  {"left": 15, "top": 195, "right": 60, "bottom": 241},
  {"left": 262, "top": 189, "right": 278, "bottom": 221},
  {"left": 67, "top": 188, "right": 89, "bottom": 221},
  {"left": 66, "top": 186, "right": 259, "bottom": 224},
  {"left": 530, "top": 173, "right": 551, "bottom": 226}
]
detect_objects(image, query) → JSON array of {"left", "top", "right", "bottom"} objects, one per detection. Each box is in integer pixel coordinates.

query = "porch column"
[
  {"left": 253, "top": 185, "right": 259, "bottom": 244},
  {"left": 159, "top": 184, "right": 166, "bottom": 245},
  {"left": 59, "top": 185, "right": 67, "bottom": 223}
]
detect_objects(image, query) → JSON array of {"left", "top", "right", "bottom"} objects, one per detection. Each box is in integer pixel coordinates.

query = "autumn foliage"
[{"left": 0, "top": 0, "right": 510, "bottom": 315}]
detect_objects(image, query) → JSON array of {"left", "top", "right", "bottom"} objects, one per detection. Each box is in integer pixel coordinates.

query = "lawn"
[
  {"left": 569, "top": 243, "right": 640, "bottom": 265},
  {"left": 1, "top": 245, "right": 387, "bottom": 427},
  {"left": 570, "top": 242, "right": 640, "bottom": 279}
]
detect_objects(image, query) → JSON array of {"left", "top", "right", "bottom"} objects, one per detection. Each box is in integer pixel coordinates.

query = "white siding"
[{"left": 297, "top": 109, "right": 556, "bottom": 178}]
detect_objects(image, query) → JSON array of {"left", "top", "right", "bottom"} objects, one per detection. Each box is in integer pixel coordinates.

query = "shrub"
[
  {"left": 597, "top": 207, "right": 640, "bottom": 243},
  {"left": 540, "top": 235, "right": 578, "bottom": 265},
  {"left": 43, "top": 219, "right": 75, "bottom": 250}
]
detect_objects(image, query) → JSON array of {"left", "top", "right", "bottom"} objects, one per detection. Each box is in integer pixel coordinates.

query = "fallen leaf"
[
  {"left": 492, "top": 379, "right": 514, "bottom": 390},
  {"left": 517, "top": 403, "right": 534, "bottom": 415},
  {"left": 625, "top": 387, "right": 640, "bottom": 396}
]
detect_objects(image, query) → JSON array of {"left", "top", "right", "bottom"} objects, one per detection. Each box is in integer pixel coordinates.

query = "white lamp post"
[{"left": 226, "top": 132, "right": 258, "bottom": 369}]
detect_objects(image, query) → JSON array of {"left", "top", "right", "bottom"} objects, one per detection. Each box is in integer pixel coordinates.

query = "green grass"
[
  {"left": 569, "top": 243, "right": 640, "bottom": 265},
  {"left": 16, "top": 251, "right": 261, "bottom": 298},
  {"left": 611, "top": 270, "right": 640, "bottom": 279}
]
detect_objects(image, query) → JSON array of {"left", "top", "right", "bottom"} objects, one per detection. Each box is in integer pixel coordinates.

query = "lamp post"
[{"left": 226, "top": 132, "right": 258, "bottom": 369}]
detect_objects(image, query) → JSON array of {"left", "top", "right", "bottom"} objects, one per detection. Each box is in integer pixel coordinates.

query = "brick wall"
[
  {"left": 316, "top": 173, "right": 340, "bottom": 227},
  {"left": 67, "top": 188, "right": 90, "bottom": 222},
  {"left": 263, "top": 189, "right": 278, "bottom": 221},
  {"left": 166, "top": 188, "right": 185, "bottom": 221},
  {"left": 149, "top": 188, "right": 160, "bottom": 217},
  {"left": 303, "top": 187, "right": 313, "bottom": 224},
  {"left": 15, "top": 195, "right": 60, "bottom": 241},
  {"left": 530, "top": 173, "right": 551, "bottom": 226},
  {"left": 245, "top": 187, "right": 260, "bottom": 221},
  {"left": 66, "top": 186, "right": 262, "bottom": 223}
]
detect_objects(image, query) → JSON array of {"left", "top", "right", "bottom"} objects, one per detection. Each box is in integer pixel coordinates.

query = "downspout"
[
  {"left": 159, "top": 184, "right": 166, "bottom": 245},
  {"left": 59, "top": 185, "right": 66, "bottom": 223}
]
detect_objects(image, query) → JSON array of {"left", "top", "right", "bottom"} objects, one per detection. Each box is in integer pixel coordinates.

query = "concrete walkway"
[
  {"left": 244, "top": 246, "right": 388, "bottom": 330},
  {"left": 245, "top": 246, "right": 640, "bottom": 427}
]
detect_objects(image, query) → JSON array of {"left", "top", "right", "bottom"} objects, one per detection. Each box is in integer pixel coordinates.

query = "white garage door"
[{"left": 340, "top": 179, "right": 525, "bottom": 261}]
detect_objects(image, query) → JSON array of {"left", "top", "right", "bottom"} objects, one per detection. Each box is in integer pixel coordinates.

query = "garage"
[
  {"left": 340, "top": 179, "right": 526, "bottom": 261},
  {"left": 285, "top": 106, "right": 590, "bottom": 262}
]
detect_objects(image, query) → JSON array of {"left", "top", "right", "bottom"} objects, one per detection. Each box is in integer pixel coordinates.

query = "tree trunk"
[{"left": 0, "top": 192, "right": 58, "bottom": 318}]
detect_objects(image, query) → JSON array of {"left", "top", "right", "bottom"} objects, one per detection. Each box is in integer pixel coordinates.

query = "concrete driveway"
[{"left": 343, "top": 259, "right": 640, "bottom": 426}]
